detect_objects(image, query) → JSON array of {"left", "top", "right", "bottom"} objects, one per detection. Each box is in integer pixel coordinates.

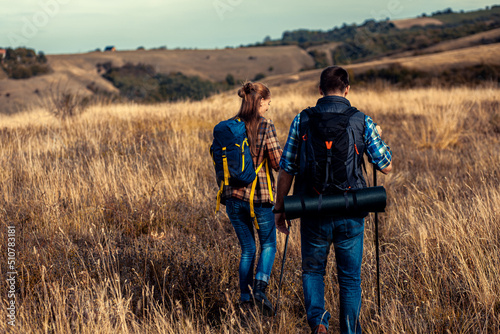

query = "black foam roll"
[{"left": 283, "top": 186, "right": 387, "bottom": 220}]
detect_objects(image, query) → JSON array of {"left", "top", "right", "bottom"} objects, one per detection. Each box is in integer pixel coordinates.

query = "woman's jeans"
[
  {"left": 301, "top": 216, "right": 364, "bottom": 334},
  {"left": 226, "top": 198, "right": 277, "bottom": 302}
]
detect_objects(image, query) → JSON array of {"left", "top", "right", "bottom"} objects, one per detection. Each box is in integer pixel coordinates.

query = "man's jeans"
[
  {"left": 226, "top": 198, "right": 277, "bottom": 302},
  {"left": 301, "top": 216, "right": 364, "bottom": 334}
]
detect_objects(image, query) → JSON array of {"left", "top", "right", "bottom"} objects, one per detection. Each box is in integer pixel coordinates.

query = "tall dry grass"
[{"left": 0, "top": 84, "right": 499, "bottom": 333}]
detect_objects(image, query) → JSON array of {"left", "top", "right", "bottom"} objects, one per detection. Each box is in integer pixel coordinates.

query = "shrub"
[
  {"left": 157, "top": 72, "right": 220, "bottom": 101},
  {"left": 30, "top": 63, "right": 50, "bottom": 76},
  {"left": 101, "top": 62, "right": 226, "bottom": 102},
  {"left": 10, "top": 65, "right": 33, "bottom": 79},
  {"left": 46, "top": 83, "right": 89, "bottom": 120},
  {"left": 308, "top": 50, "right": 330, "bottom": 68},
  {"left": 253, "top": 73, "right": 266, "bottom": 81},
  {"left": 37, "top": 51, "right": 47, "bottom": 64},
  {"left": 1, "top": 47, "right": 50, "bottom": 79},
  {"left": 225, "top": 74, "right": 235, "bottom": 86},
  {"left": 353, "top": 63, "right": 500, "bottom": 88}
]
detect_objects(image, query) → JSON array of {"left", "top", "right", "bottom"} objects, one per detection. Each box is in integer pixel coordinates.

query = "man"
[{"left": 273, "top": 66, "right": 392, "bottom": 334}]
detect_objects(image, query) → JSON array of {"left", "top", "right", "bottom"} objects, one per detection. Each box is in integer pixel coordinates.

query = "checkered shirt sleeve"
[
  {"left": 364, "top": 115, "right": 392, "bottom": 170},
  {"left": 279, "top": 113, "right": 301, "bottom": 175}
]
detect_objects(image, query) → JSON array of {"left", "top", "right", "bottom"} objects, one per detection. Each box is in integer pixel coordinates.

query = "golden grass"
[{"left": 0, "top": 84, "right": 499, "bottom": 333}]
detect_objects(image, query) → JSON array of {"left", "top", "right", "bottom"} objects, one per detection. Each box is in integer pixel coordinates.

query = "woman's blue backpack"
[
  {"left": 210, "top": 118, "right": 273, "bottom": 229},
  {"left": 210, "top": 118, "right": 256, "bottom": 187}
]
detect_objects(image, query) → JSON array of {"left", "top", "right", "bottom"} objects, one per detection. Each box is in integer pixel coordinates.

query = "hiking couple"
[{"left": 212, "top": 66, "right": 393, "bottom": 333}]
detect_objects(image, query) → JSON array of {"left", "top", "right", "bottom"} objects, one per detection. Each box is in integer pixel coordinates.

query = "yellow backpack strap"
[
  {"left": 250, "top": 160, "right": 265, "bottom": 230},
  {"left": 215, "top": 180, "right": 224, "bottom": 213},
  {"left": 222, "top": 147, "right": 229, "bottom": 186},
  {"left": 241, "top": 138, "right": 249, "bottom": 171},
  {"left": 265, "top": 159, "right": 274, "bottom": 202}
]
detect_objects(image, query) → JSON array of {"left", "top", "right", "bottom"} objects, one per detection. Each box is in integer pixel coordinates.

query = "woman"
[{"left": 222, "top": 81, "right": 282, "bottom": 316}]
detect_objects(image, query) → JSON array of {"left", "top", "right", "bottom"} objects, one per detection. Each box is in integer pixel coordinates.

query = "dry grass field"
[{"left": 0, "top": 82, "right": 499, "bottom": 333}]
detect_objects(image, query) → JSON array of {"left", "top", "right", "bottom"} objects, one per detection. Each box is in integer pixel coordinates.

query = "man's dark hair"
[{"left": 319, "top": 66, "right": 349, "bottom": 95}]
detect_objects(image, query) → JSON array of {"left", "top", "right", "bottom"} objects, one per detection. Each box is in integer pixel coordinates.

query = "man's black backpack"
[{"left": 295, "top": 106, "right": 367, "bottom": 196}]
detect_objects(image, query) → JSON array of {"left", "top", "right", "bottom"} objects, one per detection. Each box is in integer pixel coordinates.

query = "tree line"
[
  {"left": 98, "top": 62, "right": 243, "bottom": 103},
  {"left": 0, "top": 47, "right": 50, "bottom": 79},
  {"left": 254, "top": 7, "right": 500, "bottom": 66}
]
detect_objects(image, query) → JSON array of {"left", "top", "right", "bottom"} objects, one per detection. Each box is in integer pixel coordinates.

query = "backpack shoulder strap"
[
  {"left": 344, "top": 106, "right": 360, "bottom": 118},
  {"left": 249, "top": 159, "right": 273, "bottom": 230},
  {"left": 298, "top": 107, "right": 314, "bottom": 138},
  {"left": 294, "top": 107, "right": 314, "bottom": 195},
  {"left": 346, "top": 107, "right": 369, "bottom": 181}
]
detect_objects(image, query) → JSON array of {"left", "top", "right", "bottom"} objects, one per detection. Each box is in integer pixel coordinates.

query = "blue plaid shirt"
[{"left": 279, "top": 111, "right": 392, "bottom": 175}]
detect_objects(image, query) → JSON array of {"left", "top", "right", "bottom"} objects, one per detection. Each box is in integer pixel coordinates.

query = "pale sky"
[{"left": 0, "top": 0, "right": 497, "bottom": 54}]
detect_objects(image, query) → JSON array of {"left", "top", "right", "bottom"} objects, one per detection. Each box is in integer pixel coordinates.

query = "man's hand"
[
  {"left": 274, "top": 169, "right": 294, "bottom": 235},
  {"left": 275, "top": 213, "right": 290, "bottom": 235}
]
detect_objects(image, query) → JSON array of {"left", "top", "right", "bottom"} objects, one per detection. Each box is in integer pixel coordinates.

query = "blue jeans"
[
  {"left": 301, "top": 216, "right": 364, "bottom": 334},
  {"left": 225, "top": 198, "right": 277, "bottom": 302}
]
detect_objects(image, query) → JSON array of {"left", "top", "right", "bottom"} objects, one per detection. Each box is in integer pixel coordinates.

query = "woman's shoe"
[{"left": 253, "top": 280, "right": 275, "bottom": 317}]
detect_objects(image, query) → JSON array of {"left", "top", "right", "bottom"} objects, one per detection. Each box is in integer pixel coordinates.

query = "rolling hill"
[
  {"left": 265, "top": 42, "right": 500, "bottom": 88},
  {"left": 1, "top": 6, "right": 500, "bottom": 114},
  {"left": 390, "top": 17, "right": 444, "bottom": 29},
  {"left": 0, "top": 45, "right": 314, "bottom": 114}
]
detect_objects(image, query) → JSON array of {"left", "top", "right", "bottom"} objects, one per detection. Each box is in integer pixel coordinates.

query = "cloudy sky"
[{"left": 0, "top": 0, "right": 497, "bottom": 54}]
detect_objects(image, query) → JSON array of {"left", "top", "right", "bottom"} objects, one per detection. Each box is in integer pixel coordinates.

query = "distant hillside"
[
  {"left": 260, "top": 6, "right": 500, "bottom": 65},
  {"left": 0, "top": 48, "right": 50, "bottom": 79},
  {"left": 390, "top": 17, "right": 444, "bottom": 29},
  {"left": 0, "top": 46, "right": 314, "bottom": 114},
  {"left": 427, "top": 6, "right": 500, "bottom": 24},
  {"left": 265, "top": 43, "right": 500, "bottom": 87},
  {"left": 263, "top": 6, "right": 500, "bottom": 46},
  {"left": 2, "top": 6, "right": 500, "bottom": 114},
  {"left": 389, "top": 27, "right": 500, "bottom": 58}
]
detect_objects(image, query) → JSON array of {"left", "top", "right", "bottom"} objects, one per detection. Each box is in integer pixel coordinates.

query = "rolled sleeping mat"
[{"left": 283, "top": 186, "right": 387, "bottom": 220}]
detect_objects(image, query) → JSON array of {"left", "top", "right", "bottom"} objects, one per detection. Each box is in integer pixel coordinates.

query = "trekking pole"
[
  {"left": 373, "top": 164, "right": 381, "bottom": 317},
  {"left": 275, "top": 223, "right": 291, "bottom": 316}
]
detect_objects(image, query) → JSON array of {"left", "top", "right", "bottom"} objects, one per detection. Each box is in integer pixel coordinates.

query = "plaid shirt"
[
  {"left": 280, "top": 107, "right": 392, "bottom": 175},
  {"left": 223, "top": 117, "right": 282, "bottom": 204}
]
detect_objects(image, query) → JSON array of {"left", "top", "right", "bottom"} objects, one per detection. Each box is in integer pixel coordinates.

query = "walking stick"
[
  {"left": 275, "top": 223, "right": 291, "bottom": 315},
  {"left": 373, "top": 165, "right": 381, "bottom": 316}
]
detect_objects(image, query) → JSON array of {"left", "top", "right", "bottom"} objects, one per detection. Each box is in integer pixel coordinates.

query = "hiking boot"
[
  {"left": 253, "top": 279, "right": 275, "bottom": 317},
  {"left": 312, "top": 324, "right": 328, "bottom": 334}
]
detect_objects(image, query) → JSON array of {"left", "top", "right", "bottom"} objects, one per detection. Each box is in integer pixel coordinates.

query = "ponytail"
[{"left": 235, "top": 81, "right": 270, "bottom": 156}]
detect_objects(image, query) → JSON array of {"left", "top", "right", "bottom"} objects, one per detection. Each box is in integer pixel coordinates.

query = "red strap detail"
[
  {"left": 325, "top": 141, "right": 333, "bottom": 150},
  {"left": 302, "top": 134, "right": 308, "bottom": 141},
  {"left": 354, "top": 144, "right": 359, "bottom": 155}
]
